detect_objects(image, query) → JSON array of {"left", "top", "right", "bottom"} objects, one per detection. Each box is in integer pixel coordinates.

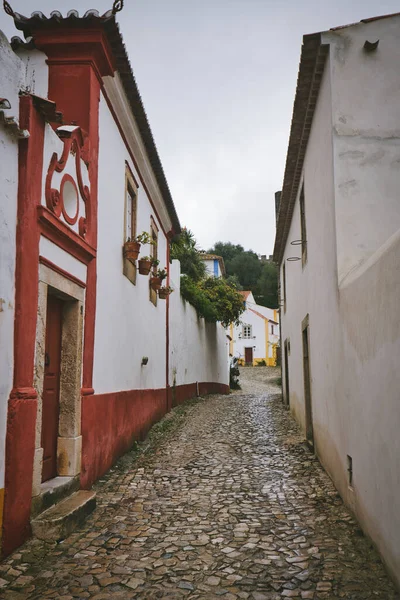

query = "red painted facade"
[
  {"left": 2, "top": 96, "right": 44, "bottom": 556},
  {"left": 1, "top": 17, "right": 228, "bottom": 558}
]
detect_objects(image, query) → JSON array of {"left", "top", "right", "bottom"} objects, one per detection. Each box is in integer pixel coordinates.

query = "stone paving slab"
[{"left": 0, "top": 367, "right": 398, "bottom": 599}]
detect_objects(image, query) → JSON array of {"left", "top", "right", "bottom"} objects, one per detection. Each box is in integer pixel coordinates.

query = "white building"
[
  {"left": 229, "top": 292, "right": 279, "bottom": 366},
  {"left": 0, "top": 8, "right": 229, "bottom": 557},
  {"left": 199, "top": 253, "right": 225, "bottom": 278},
  {"left": 274, "top": 13, "right": 400, "bottom": 588}
]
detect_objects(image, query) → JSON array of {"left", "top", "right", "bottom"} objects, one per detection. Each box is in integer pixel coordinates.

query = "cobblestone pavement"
[{"left": 1, "top": 367, "right": 399, "bottom": 600}]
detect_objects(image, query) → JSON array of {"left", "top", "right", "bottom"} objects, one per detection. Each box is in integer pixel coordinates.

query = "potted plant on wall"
[
  {"left": 158, "top": 285, "right": 173, "bottom": 300},
  {"left": 138, "top": 256, "right": 152, "bottom": 275},
  {"left": 123, "top": 231, "right": 152, "bottom": 264},
  {"left": 150, "top": 267, "right": 167, "bottom": 291}
]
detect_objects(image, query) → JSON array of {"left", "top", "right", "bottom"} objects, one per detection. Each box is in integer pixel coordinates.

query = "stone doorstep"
[
  {"left": 31, "top": 490, "right": 96, "bottom": 541},
  {"left": 31, "top": 475, "right": 80, "bottom": 518}
]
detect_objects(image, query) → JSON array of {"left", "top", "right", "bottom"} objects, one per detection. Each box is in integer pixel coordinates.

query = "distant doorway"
[
  {"left": 244, "top": 347, "right": 253, "bottom": 365},
  {"left": 41, "top": 294, "right": 63, "bottom": 482},
  {"left": 302, "top": 315, "right": 314, "bottom": 447},
  {"left": 284, "top": 339, "right": 290, "bottom": 407}
]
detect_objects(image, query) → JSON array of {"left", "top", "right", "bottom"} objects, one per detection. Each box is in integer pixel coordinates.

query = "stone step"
[
  {"left": 31, "top": 490, "right": 96, "bottom": 541},
  {"left": 31, "top": 476, "right": 80, "bottom": 518}
]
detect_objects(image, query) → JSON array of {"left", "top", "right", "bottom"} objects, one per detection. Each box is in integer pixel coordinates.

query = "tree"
[
  {"left": 229, "top": 253, "right": 261, "bottom": 289},
  {"left": 208, "top": 241, "right": 278, "bottom": 308},
  {"left": 171, "top": 228, "right": 206, "bottom": 281},
  {"left": 180, "top": 275, "right": 245, "bottom": 327},
  {"left": 254, "top": 261, "right": 278, "bottom": 309}
]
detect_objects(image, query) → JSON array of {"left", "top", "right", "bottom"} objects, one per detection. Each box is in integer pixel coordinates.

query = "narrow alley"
[{"left": 0, "top": 368, "right": 398, "bottom": 600}]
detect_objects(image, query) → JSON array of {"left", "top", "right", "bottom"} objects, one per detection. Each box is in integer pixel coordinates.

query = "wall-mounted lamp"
[{"left": 141, "top": 356, "right": 149, "bottom": 366}]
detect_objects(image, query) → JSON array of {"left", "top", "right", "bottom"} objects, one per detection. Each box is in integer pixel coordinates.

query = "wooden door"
[
  {"left": 41, "top": 295, "right": 63, "bottom": 482},
  {"left": 284, "top": 339, "right": 290, "bottom": 406},
  {"left": 302, "top": 322, "right": 314, "bottom": 447},
  {"left": 244, "top": 347, "right": 253, "bottom": 365}
]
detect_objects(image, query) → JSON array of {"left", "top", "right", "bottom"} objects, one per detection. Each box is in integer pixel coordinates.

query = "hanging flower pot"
[
  {"left": 150, "top": 276, "right": 162, "bottom": 291},
  {"left": 158, "top": 286, "right": 173, "bottom": 300},
  {"left": 138, "top": 256, "right": 152, "bottom": 275},
  {"left": 123, "top": 240, "right": 140, "bottom": 263}
]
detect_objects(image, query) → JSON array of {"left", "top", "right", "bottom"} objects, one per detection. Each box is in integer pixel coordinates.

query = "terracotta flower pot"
[
  {"left": 158, "top": 288, "right": 169, "bottom": 299},
  {"left": 150, "top": 276, "right": 162, "bottom": 290},
  {"left": 123, "top": 241, "right": 140, "bottom": 262},
  {"left": 138, "top": 259, "right": 152, "bottom": 275}
]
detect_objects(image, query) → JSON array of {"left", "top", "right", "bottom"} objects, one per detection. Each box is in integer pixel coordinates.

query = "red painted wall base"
[
  {"left": 2, "top": 397, "right": 37, "bottom": 557},
  {"left": 81, "top": 382, "right": 229, "bottom": 489}
]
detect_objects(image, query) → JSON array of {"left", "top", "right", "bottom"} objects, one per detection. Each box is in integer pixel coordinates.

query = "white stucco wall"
[
  {"left": 324, "top": 17, "right": 400, "bottom": 285},
  {"left": 230, "top": 294, "right": 279, "bottom": 363},
  {"left": 93, "top": 94, "right": 169, "bottom": 393},
  {"left": 0, "top": 32, "right": 25, "bottom": 494},
  {"left": 169, "top": 260, "right": 229, "bottom": 388},
  {"left": 39, "top": 236, "right": 87, "bottom": 283},
  {"left": 280, "top": 25, "right": 400, "bottom": 586},
  {"left": 203, "top": 258, "right": 223, "bottom": 278},
  {"left": 232, "top": 310, "right": 265, "bottom": 362}
]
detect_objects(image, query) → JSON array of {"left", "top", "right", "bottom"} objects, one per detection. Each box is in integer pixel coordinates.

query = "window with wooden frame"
[
  {"left": 300, "top": 184, "right": 307, "bottom": 266},
  {"left": 149, "top": 217, "right": 158, "bottom": 306},
  {"left": 123, "top": 165, "right": 138, "bottom": 285},
  {"left": 282, "top": 262, "right": 287, "bottom": 313}
]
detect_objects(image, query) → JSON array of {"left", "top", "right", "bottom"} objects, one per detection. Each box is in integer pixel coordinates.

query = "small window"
[
  {"left": 271, "top": 324, "right": 274, "bottom": 335},
  {"left": 300, "top": 184, "right": 307, "bottom": 266},
  {"left": 149, "top": 217, "right": 158, "bottom": 306},
  {"left": 123, "top": 165, "right": 138, "bottom": 285},
  {"left": 243, "top": 324, "right": 252, "bottom": 339},
  {"left": 125, "top": 166, "right": 137, "bottom": 242}
]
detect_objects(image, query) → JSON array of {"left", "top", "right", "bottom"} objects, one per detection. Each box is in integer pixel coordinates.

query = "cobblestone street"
[{"left": 0, "top": 367, "right": 398, "bottom": 600}]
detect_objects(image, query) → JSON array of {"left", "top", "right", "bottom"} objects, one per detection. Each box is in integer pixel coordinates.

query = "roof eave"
[{"left": 273, "top": 33, "right": 328, "bottom": 265}]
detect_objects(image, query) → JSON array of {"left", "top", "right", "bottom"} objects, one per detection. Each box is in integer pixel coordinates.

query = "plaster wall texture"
[
  {"left": 280, "top": 51, "right": 343, "bottom": 484},
  {"left": 0, "top": 32, "right": 24, "bottom": 492},
  {"left": 323, "top": 17, "right": 400, "bottom": 285},
  {"left": 93, "top": 94, "right": 168, "bottom": 394},
  {"left": 169, "top": 260, "right": 229, "bottom": 388},
  {"left": 39, "top": 236, "right": 87, "bottom": 283},
  {"left": 280, "top": 32, "right": 400, "bottom": 586},
  {"left": 14, "top": 47, "right": 49, "bottom": 98}
]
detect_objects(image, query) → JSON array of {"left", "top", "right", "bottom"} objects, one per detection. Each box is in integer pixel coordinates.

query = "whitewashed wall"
[
  {"left": 0, "top": 31, "right": 24, "bottom": 500},
  {"left": 232, "top": 311, "right": 265, "bottom": 362},
  {"left": 325, "top": 16, "right": 400, "bottom": 285},
  {"left": 280, "top": 25, "right": 400, "bottom": 586},
  {"left": 203, "top": 258, "right": 223, "bottom": 278},
  {"left": 169, "top": 260, "right": 229, "bottom": 388},
  {"left": 93, "top": 94, "right": 168, "bottom": 393}
]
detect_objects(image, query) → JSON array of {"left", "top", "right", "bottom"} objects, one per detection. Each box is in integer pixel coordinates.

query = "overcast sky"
[{"left": 1, "top": 0, "right": 399, "bottom": 255}]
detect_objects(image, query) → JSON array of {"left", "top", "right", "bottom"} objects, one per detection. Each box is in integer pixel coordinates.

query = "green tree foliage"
[
  {"left": 254, "top": 261, "right": 279, "bottom": 308},
  {"left": 180, "top": 275, "right": 244, "bottom": 328},
  {"left": 170, "top": 228, "right": 206, "bottom": 282},
  {"left": 208, "top": 241, "right": 278, "bottom": 308},
  {"left": 172, "top": 229, "right": 245, "bottom": 326}
]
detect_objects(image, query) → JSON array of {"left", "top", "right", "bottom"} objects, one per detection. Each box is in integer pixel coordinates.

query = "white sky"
[{"left": 1, "top": 0, "right": 399, "bottom": 254}]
